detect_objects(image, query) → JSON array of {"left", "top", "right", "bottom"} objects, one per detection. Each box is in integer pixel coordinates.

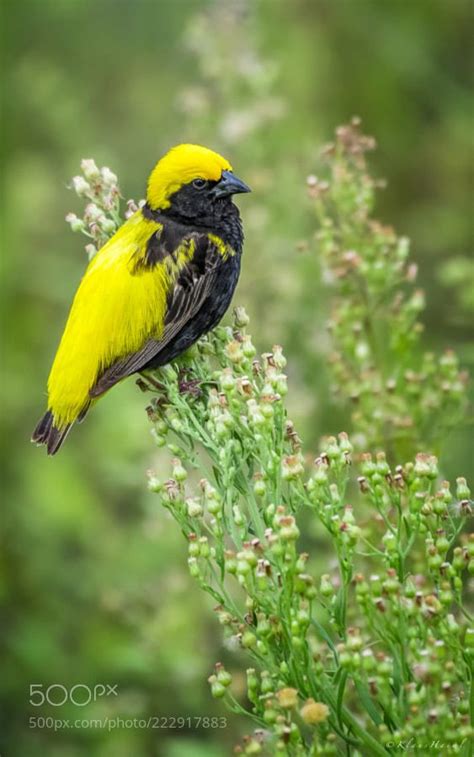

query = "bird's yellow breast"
[{"left": 47, "top": 211, "right": 168, "bottom": 427}]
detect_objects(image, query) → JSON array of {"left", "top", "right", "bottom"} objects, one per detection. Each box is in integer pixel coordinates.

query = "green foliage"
[
  {"left": 55, "top": 121, "right": 473, "bottom": 754},
  {"left": 308, "top": 119, "right": 468, "bottom": 459},
  {"left": 142, "top": 307, "right": 472, "bottom": 754}
]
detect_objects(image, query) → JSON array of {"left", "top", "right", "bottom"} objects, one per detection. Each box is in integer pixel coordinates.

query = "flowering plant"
[{"left": 67, "top": 124, "right": 473, "bottom": 756}]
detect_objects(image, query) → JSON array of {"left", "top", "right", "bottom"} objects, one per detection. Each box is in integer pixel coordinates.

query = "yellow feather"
[
  {"left": 48, "top": 211, "right": 168, "bottom": 427},
  {"left": 207, "top": 233, "right": 235, "bottom": 260},
  {"left": 147, "top": 144, "right": 232, "bottom": 210}
]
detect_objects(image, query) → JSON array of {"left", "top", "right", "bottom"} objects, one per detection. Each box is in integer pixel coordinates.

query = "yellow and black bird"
[{"left": 32, "top": 144, "right": 250, "bottom": 454}]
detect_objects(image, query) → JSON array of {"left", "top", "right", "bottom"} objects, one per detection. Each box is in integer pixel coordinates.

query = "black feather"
[{"left": 31, "top": 410, "right": 72, "bottom": 456}]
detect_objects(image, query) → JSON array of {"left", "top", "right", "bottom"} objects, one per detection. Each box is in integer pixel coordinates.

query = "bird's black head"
[
  {"left": 164, "top": 170, "right": 251, "bottom": 226},
  {"left": 145, "top": 144, "right": 250, "bottom": 230}
]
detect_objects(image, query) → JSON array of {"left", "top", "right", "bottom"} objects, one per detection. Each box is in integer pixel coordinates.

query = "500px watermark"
[
  {"left": 29, "top": 684, "right": 118, "bottom": 707},
  {"left": 29, "top": 716, "right": 228, "bottom": 732}
]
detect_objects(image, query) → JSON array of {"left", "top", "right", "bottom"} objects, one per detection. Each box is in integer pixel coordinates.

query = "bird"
[{"left": 32, "top": 144, "right": 250, "bottom": 454}]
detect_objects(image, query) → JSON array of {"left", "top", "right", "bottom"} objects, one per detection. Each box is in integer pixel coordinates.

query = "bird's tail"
[{"left": 31, "top": 410, "right": 72, "bottom": 455}]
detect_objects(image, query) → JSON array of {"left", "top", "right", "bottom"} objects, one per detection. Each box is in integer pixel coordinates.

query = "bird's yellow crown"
[{"left": 147, "top": 144, "right": 232, "bottom": 210}]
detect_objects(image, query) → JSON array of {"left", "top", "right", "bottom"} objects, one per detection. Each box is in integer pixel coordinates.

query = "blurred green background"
[{"left": 2, "top": 0, "right": 472, "bottom": 755}]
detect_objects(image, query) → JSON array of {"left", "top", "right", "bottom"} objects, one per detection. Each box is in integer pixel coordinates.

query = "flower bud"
[
  {"left": 274, "top": 374, "right": 288, "bottom": 396},
  {"left": 244, "top": 738, "right": 263, "bottom": 755},
  {"left": 65, "top": 212, "right": 85, "bottom": 232},
  {"left": 312, "top": 463, "right": 329, "bottom": 485},
  {"left": 281, "top": 454, "right": 304, "bottom": 481},
  {"left": 263, "top": 703, "right": 278, "bottom": 725},
  {"left": 435, "top": 532, "right": 449, "bottom": 555},
  {"left": 360, "top": 453, "right": 376, "bottom": 477},
  {"left": 242, "top": 631, "right": 257, "bottom": 649},
  {"left": 242, "top": 335, "right": 256, "bottom": 358},
  {"left": 320, "top": 574, "right": 334, "bottom": 598},
  {"left": 361, "top": 649, "right": 376, "bottom": 672},
  {"left": 256, "top": 670, "right": 272, "bottom": 695},
  {"left": 382, "top": 531, "right": 397, "bottom": 553},
  {"left": 208, "top": 674, "right": 226, "bottom": 698},
  {"left": 146, "top": 471, "right": 162, "bottom": 492},
  {"left": 170, "top": 417, "right": 184, "bottom": 433},
  {"left": 414, "top": 453, "right": 438, "bottom": 480},
  {"left": 101, "top": 166, "right": 118, "bottom": 186},
  {"left": 233, "top": 306, "right": 250, "bottom": 328},
  {"left": 276, "top": 687, "right": 298, "bottom": 709},
  {"left": 72, "top": 175, "right": 91, "bottom": 196},
  {"left": 439, "top": 585, "right": 453, "bottom": 605},
  {"left": 188, "top": 557, "right": 200, "bottom": 578},
  {"left": 347, "top": 627, "right": 363, "bottom": 651},
  {"left": 188, "top": 537, "right": 200, "bottom": 557},
  {"left": 277, "top": 515, "right": 300, "bottom": 541},
  {"left": 246, "top": 668, "right": 258, "bottom": 692},
  {"left": 226, "top": 340, "right": 244, "bottom": 364},
  {"left": 215, "top": 663, "right": 232, "bottom": 687},
  {"left": 299, "top": 699, "right": 329, "bottom": 725},
  {"left": 125, "top": 199, "right": 139, "bottom": 218},
  {"left": 260, "top": 399, "right": 274, "bottom": 420},
  {"left": 338, "top": 431, "right": 353, "bottom": 455},
  {"left": 186, "top": 498, "right": 203, "bottom": 518},
  {"left": 272, "top": 345, "right": 287, "bottom": 370},
  {"left": 253, "top": 477, "right": 266, "bottom": 497},
  {"left": 219, "top": 368, "right": 235, "bottom": 393},
  {"left": 198, "top": 536, "right": 210, "bottom": 558},
  {"left": 456, "top": 477, "right": 471, "bottom": 500},
  {"left": 81, "top": 158, "right": 100, "bottom": 180},
  {"left": 172, "top": 458, "right": 187, "bottom": 482},
  {"left": 85, "top": 244, "right": 97, "bottom": 260},
  {"left": 100, "top": 217, "right": 116, "bottom": 234},
  {"left": 404, "top": 577, "right": 416, "bottom": 598}
]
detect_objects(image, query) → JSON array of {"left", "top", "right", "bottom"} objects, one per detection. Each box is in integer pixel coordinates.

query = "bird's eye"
[{"left": 192, "top": 178, "right": 207, "bottom": 190}]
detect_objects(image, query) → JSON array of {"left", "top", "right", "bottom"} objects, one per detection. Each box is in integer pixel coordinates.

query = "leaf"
[
  {"left": 336, "top": 669, "right": 348, "bottom": 727},
  {"left": 310, "top": 618, "right": 338, "bottom": 657},
  {"left": 354, "top": 679, "right": 382, "bottom": 726},
  {"left": 212, "top": 466, "right": 222, "bottom": 488},
  {"left": 333, "top": 584, "right": 347, "bottom": 632}
]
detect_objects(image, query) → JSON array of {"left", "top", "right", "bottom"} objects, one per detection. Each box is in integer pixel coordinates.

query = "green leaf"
[
  {"left": 336, "top": 669, "right": 348, "bottom": 727},
  {"left": 354, "top": 679, "right": 382, "bottom": 726},
  {"left": 333, "top": 584, "right": 347, "bottom": 632},
  {"left": 311, "top": 618, "right": 338, "bottom": 658}
]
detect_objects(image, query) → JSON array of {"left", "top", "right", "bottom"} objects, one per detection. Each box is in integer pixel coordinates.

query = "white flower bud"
[
  {"left": 72, "top": 176, "right": 91, "bottom": 197},
  {"left": 242, "top": 335, "right": 256, "bottom": 358},
  {"left": 65, "top": 213, "right": 85, "bottom": 232},
  {"left": 102, "top": 192, "right": 116, "bottom": 211},
  {"left": 101, "top": 167, "right": 118, "bottom": 186},
  {"left": 100, "top": 217, "right": 116, "bottom": 234},
  {"left": 85, "top": 244, "right": 97, "bottom": 260},
  {"left": 233, "top": 306, "right": 249, "bottom": 328},
  {"left": 147, "top": 473, "right": 162, "bottom": 492},
  {"left": 172, "top": 459, "right": 187, "bottom": 482},
  {"left": 186, "top": 498, "right": 203, "bottom": 518},
  {"left": 84, "top": 203, "right": 103, "bottom": 223},
  {"left": 225, "top": 340, "right": 244, "bottom": 364},
  {"left": 80, "top": 158, "right": 100, "bottom": 181},
  {"left": 275, "top": 374, "right": 288, "bottom": 396},
  {"left": 273, "top": 345, "right": 287, "bottom": 369},
  {"left": 220, "top": 368, "right": 235, "bottom": 392}
]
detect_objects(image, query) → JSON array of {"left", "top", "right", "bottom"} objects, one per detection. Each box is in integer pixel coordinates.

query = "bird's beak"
[{"left": 212, "top": 170, "right": 251, "bottom": 198}]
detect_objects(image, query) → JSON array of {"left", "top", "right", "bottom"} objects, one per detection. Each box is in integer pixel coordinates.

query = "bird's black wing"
[{"left": 90, "top": 232, "right": 226, "bottom": 398}]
